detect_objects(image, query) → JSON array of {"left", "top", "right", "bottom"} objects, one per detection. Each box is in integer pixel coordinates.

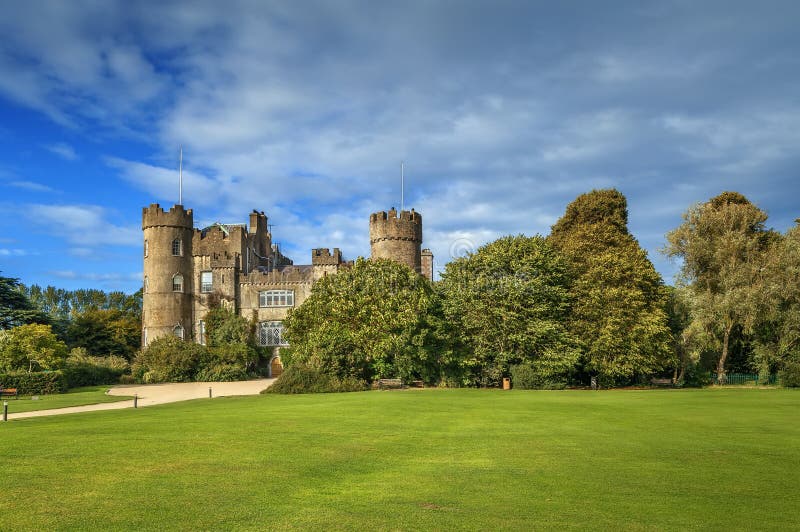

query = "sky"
[{"left": 0, "top": 0, "right": 798, "bottom": 294}]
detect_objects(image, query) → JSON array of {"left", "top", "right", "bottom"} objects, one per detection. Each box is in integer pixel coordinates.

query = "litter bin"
[{"left": 502, "top": 378, "right": 511, "bottom": 390}]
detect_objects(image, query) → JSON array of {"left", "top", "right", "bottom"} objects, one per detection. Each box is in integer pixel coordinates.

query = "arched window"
[
  {"left": 144, "top": 276, "right": 149, "bottom": 293},
  {"left": 172, "top": 273, "right": 184, "bottom": 292},
  {"left": 173, "top": 324, "right": 184, "bottom": 340},
  {"left": 143, "top": 327, "right": 148, "bottom": 347},
  {"left": 172, "top": 238, "right": 182, "bottom": 256},
  {"left": 144, "top": 239, "right": 149, "bottom": 257}
]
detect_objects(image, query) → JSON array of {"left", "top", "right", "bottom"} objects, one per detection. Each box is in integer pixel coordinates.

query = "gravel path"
[{"left": 6, "top": 379, "right": 275, "bottom": 421}]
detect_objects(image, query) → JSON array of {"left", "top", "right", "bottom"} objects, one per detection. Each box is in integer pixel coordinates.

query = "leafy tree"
[
  {"left": 0, "top": 273, "right": 48, "bottom": 329},
  {"left": 665, "top": 192, "right": 775, "bottom": 382},
  {"left": 0, "top": 323, "right": 69, "bottom": 372},
  {"left": 66, "top": 309, "right": 141, "bottom": 359},
  {"left": 439, "top": 235, "right": 579, "bottom": 386},
  {"left": 203, "top": 305, "right": 258, "bottom": 374},
  {"left": 751, "top": 221, "right": 800, "bottom": 381},
  {"left": 132, "top": 335, "right": 206, "bottom": 383},
  {"left": 550, "top": 189, "right": 672, "bottom": 385},
  {"left": 284, "top": 258, "right": 452, "bottom": 384}
]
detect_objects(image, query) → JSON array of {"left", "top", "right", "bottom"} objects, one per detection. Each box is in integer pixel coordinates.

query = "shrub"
[
  {"left": 62, "top": 348, "right": 130, "bottom": 388},
  {"left": 196, "top": 363, "right": 249, "bottom": 382},
  {"left": 510, "top": 363, "right": 567, "bottom": 390},
  {"left": 0, "top": 370, "right": 68, "bottom": 394},
  {"left": 132, "top": 336, "right": 206, "bottom": 383},
  {"left": 264, "top": 364, "right": 367, "bottom": 394},
  {"left": 779, "top": 360, "right": 800, "bottom": 388}
]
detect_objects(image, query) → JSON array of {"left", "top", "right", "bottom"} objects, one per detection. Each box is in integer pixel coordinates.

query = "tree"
[
  {"left": 284, "top": 258, "right": 452, "bottom": 384},
  {"left": 439, "top": 235, "right": 579, "bottom": 386},
  {"left": 751, "top": 221, "right": 800, "bottom": 381},
  {"left": 0, "top": 273, "right": 48, "bottom": 330},
  {"left": 550, "top": 189, "right": 673, "bottom": 385},
  {"left": 65, "top": 309, "right": 141, "bottom": 359},
  {"left": 0, "top": 323, "right": 69, "bottom": 372},
  {"left": 665, "top": 192, "right": 774, "bottom": 382}
]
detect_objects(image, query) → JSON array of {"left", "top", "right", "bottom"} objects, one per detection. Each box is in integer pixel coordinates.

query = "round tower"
[
  {"left": 142, "top": 203, "right": 194, "bottom": 345},
  {"left": 369, "top": 208, "right": 423, "bottom": 273}
]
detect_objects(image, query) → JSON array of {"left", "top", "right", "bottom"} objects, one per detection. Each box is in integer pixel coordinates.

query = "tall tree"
[
  {"left": 549, "top": 189, "right": 672, "bottom": 384},
  {"left": 0, "top": 273, "right": 48, "bottom": 330},
  {"left": 665, "top": 191, "right": 774, "bottom": 382},
  {"left": 439, "top": 235, "right": 579, "bottom": 386},
  {"left": 284, "top": 258, "right": 453, "bottom": 384}
]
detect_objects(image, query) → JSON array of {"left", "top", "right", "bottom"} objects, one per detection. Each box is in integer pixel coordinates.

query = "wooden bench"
[
  {"left": 0, "top": 387, "right": 19, "bottom": 399},
  {"left": 650, "top": 378, "right": 674, "bottom": 388},
  {"left": 375, "top": 379, "right": 403, "bottom": 390}
]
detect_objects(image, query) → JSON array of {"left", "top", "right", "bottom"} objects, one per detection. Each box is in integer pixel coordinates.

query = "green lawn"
[
  {"left": 2, "top": 386, "right": 132, "bottom": 413},
  {"left": 1, "top": 388, "right": 798, "bottom": 530}
]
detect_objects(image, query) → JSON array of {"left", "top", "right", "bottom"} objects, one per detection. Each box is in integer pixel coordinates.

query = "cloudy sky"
[{"left": 0, "top": 0, "right": 798, "bottom": 293}]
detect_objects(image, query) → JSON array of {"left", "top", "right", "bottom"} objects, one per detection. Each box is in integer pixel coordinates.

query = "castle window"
[
  {"left": 144, "top": 276, "right": 149, "bottom": 293},
  {"left": 173, "top": 324, "right": 184, "bottom": 340},
  {"left": 143, "top": 327, "right": 148, "bottom": 347},
  {"left": 201, "top": 271, "right": 213, "bottom": 293},
  {"left": 172, "top": 273, "right": 184, "bottom": 292},
  {"left": 172, "top": 238, "right": 182, "bottom": 256},
  {"left": 198, "top": 320, "right": 206, "bottom": 345},
  {"left": 259, "top": 289, "right": 294, "bottom": 308},
  {"left": 259, "top": 321, "right": 287, "bottom": 346},
  {"left": 144, "top": 239, "right": 149, "bottom": 257}
]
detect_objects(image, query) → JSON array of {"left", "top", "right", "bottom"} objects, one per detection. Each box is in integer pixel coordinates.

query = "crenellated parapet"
[
  {"left": 142, "top": 203, "right": 193, "bottom": 229},
  {"left": 369, "top": 208, "right": 423, "bottom": 273},
  {"left": 311, "top": 247, "right": 343, "bottom": 265}
]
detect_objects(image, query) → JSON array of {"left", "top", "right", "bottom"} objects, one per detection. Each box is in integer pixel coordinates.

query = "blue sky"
[{"left": 1, "top": 0, "right": 798, "bottom": 293}]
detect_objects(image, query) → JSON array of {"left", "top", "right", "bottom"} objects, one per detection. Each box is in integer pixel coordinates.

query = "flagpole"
[
  {"left": 401, "top": 161, "right": 404, "bottom": 212},
  {"left": 179, "top": 146, "right": 183, "bottom": 205}
]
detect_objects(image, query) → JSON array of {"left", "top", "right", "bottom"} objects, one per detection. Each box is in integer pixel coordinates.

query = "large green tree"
[
  {"left": 751, "top": 221, "right": 800, "bottom": 381},
  {"left": 439, "top": 235, "right": 579, "bottom": 386},
  {"left": 665, "top": 192, "right": 775, "bottom": 382},
  {"left": 0, "top": 274, "right": 48, "bottom": 330},
  {"left": 284, "top": 258, "right": 453, "bottom": 384},
  {"left": 549, "top": 189, "right": 672, "bottom": 384},
  {"left": 66, "top": 308, "right": 141, "bottom": 359},
  {"left": 0, "top": 323, "right": 69, "bottom": 373}
]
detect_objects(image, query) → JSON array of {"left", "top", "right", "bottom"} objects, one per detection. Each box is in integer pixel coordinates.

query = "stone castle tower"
[
  {"left": 142, "top": 204, "right": 195, "bottom": 344},
  {"left": 369, "top": 208, "right": 432, "bottom": 280}
]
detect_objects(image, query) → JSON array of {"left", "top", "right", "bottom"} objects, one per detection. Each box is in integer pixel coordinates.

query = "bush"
[
  {"left": 196, "top": 363, "right": 249, "bottom": 382},
  {"left": 62, "top": 348, "right": 130, "bottom": 387},
  {"left": 132, "top": 336, "right": 206, "bottom": 383},
  {"left": 779, "top": 360, "right": 800, "bottom": 388},
  {"left": 264, "top": 364, "right": 368, "bottom": 394},
  {"left": 0, "top": 370, "right": 67, "bottom": 394},
  {"left": 510, "top": 363, "right": 567, "bottom": 390}
]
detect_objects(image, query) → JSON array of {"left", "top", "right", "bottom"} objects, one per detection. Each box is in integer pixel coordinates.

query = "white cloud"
[
  {"left": 8, "top": 180, "right": 56, "bottom": 193},
  {"left": 26, "top": 204, "right": 140, "bottom": 247},
  {"left": 45, "top": 143, "right": 79, "bottom": 161}
]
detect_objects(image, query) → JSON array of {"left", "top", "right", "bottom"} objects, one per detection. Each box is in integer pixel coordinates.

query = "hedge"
[{"left": 0, "top": 371, "right": 68, "bottom": 395}]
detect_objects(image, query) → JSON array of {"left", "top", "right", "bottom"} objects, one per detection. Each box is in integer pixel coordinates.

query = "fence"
[{"left": 711, "top": 373, "right": 778, "bottom": 385}]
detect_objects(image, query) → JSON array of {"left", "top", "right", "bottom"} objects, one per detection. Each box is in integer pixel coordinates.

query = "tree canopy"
[
  {"left": 549, "top": 189, "right": 672, "bottom": 384},
  {"left": 665, "top": 192, "right": 775, "bottom": 380},
  {"left": 439, "top": 235, "right": 580, "bottom": 386},
  {"left": 0, "top": 274, "right": 48, "bottom": 330},
  {"left": 284, "top": 258, "right": 453, "bottom": 384},
  {"left": 0, "top": 323, "right": 69, "bottom": 373}
]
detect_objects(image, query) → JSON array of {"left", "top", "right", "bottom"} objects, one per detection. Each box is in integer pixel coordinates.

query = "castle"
[{"left": 142, "top": 204, "right": 433, "bottom": 376}]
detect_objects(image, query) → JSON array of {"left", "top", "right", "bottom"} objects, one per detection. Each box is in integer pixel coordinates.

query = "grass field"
[
  {"left": 2, "top": 388, "right": 798, "bottom": 530},
  {"left": 2, "top": 385, "right": 132, "bottom": 413}
]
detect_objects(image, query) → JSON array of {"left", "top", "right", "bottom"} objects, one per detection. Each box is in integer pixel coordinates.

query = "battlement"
[
  {"left": 369, "top": 208, "right": 422, "bottom": 224},
  {"left": 369, "top": 208, "right": 423, "bottom": 244},
  {"left": 142, "top": 203, "right": 194, "bottom": 229},
  {"left": 311, "top": 247, "right": 343, "bottom": 265}
]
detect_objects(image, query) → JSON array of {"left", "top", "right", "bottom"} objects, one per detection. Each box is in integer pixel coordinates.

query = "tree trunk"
[{"left": 717, "top": 324, "right": 733, "bottom": 384}]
